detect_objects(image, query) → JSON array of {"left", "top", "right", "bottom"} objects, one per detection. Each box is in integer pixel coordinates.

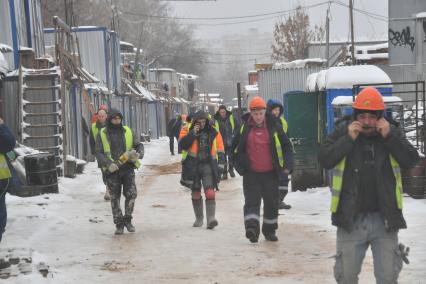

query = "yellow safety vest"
[
  {"left": 330, "top": 155, "right": 403, "bottom": 213},
  {"left": 100, "top": 126, "right": 141, "bottom": 168},
  {"left": 234, "top": 124, "right": 284, "bottom": 168},
  {"left": 181, "top": 122, "right": 192, "bottom": 161},
  {"left": 214, "top": 114, "right": 235, "bottom": 132},
  {"left": 91, "top": 123, "right": 100, "bottom": 140},
  {"left": 0, "top": 153, "right": 12, "bottom": 180},
  {"left": 280, "top": 117, "right": 288, "bottom": 133}
]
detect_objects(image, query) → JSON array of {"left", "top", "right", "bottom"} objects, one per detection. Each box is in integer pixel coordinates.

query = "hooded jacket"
[
  {"left": 319, "top": 116, "right": 419, "bottom": 232},
  {"left": 232, "top": 112, "right": 294, "bottom": 176},
  {"left": 266, "top": 99, "right": 288, "bottom": 133},
  {"left": 0, "top": 124, "right": 15, "bottom": 191},
  {"left": 95, "top": 109, "right": 143, "bottom": 175}
]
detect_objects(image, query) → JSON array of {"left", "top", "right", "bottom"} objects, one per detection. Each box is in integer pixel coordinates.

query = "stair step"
[
  {"left": 24, "top": 85, "right": 60, "bottom": 91},
  {"left": 24, "top": 101, "right": 60, "bottom": 105},
  {"left": 24, "top": 135, "right": 61, "bottom": 140},
  {"left": 24, "top": 124, "right": 61, "bottom": 128},
  {"left": 24, "top": 112, "right": 60, "bottom": 116}
]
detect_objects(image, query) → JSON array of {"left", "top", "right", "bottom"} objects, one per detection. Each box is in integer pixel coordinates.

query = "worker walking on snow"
[
  {"left": 319, "top": 87, "right": 419, "bottom": 283},
  {"left": 266, "top": 99, "right": 292, "bottom": 210},
  {"left": 167, "top": 114, "right": 183, "bottom": 155},
  {"left": 213, "top": 105, "right": 239, "bottom": 180},
  {"left": 233, "top": 97, "right": 294, "bottom": 243},
  {"left": 89, "top": 107, "right": 110, "bottom": 201},
  {"left": 179, "top": 110, "right": 225, "bottom": 230},
  {"left": 95, "top": 109, "right": 144, "bottom": 235}
]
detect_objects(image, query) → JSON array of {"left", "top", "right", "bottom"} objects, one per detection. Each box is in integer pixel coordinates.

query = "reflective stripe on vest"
[
  {"left": 0, "top": 153, "right": 12, "bottom": 180},
  {"left": 330, "top": 155, "right": 403, "bottom": 213},
  {"left": 181, "top": 138, "right": 219, "bottom": 161},
  {"left": 92, "top": 123, "right": 99, "bottom": 140},
  {"left": 100, "top": 126, "right": 140, "bottom": 168},
  {"left": 280, "top": 117, "right": 288, "bottom": 133},
  {"left": 234, "top": 124, "right": 284, "bottom": 168}
]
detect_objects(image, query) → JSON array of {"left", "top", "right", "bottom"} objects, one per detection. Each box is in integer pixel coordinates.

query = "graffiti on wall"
[{"left": 389, "top": 26, "right": 416, "bottom": 52}]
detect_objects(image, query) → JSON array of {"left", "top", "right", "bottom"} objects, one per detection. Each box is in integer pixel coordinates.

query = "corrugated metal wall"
[
  {"left": 0, "top": 77, "right": 20, "bottom": 136},
  {"left": 258, "top": 67, "right": 326, "bottom": 102}
]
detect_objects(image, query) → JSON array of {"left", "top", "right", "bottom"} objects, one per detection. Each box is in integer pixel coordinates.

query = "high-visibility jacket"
[
  {"left": 331, "top": 155, "right": 403, "bottom": 213},
  {"left": 0, "top": 153, "right": 12, "bottom": 180},
  {"left": 180, "top": 127, "right": 225, "bottom": 162},
  {"left": 99, "top": 126, "right": 141, "bottom": 168}
]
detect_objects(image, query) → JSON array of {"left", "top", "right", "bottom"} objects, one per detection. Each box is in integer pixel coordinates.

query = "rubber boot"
[
  {"left": 205, "top": 200, "right": 218, "bottom": 229},
  {"left": 192, "top": 198, "right": 204, "bottom": 227},
  {"left": 104, "top": 186, "right": 111, "bottom": 201},
  {"left": 124, "top": 216, "right": 135, "bottom": 232},
  {"left": 229, "top": 167, "right": 236, "bottom": 178},
  {"left": 115, "top": 223, "right": 124, "bottom": 235}
]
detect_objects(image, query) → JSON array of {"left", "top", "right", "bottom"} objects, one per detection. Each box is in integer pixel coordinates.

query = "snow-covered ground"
[{"left": 1, "top": 138, "right": 426, "bottom": 283}]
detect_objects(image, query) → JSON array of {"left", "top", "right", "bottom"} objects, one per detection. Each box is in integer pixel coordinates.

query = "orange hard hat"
[
  {"left": 249, "top": 96, "right": 267, "bottom": 110},
  {"left": 353, "top": 87, "right": 385, "bottom": 111}
]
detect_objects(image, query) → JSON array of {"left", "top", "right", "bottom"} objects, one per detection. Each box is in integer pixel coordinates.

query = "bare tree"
[{"left": 271, "top": 6, "right": 324, "bottom": 62}]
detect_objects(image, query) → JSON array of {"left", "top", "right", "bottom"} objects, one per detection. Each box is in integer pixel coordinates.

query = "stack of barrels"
[{"left": 24, "top": 153, "right": 58, "bottom": 194}]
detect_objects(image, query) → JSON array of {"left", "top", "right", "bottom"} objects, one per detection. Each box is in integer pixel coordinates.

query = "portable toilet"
[{"left": 315, "top": 65, "right": 392, "bottom": 134}]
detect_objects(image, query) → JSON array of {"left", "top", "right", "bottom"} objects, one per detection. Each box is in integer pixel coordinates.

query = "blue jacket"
[{"left": 266, "top": 99, "right": 284, "bottom": 117}]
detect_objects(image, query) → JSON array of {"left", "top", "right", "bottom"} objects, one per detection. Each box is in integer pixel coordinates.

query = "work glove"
[
  {"left": 108, "top": 162, "right": 119, "bottom": 173},
  {"left": 128, "top": 150, "right": 140, "bottom": 163}
]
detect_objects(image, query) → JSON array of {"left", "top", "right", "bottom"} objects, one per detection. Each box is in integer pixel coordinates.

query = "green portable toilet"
[{"left": 283, "top": 90, "right": 327, "bottom": 191}]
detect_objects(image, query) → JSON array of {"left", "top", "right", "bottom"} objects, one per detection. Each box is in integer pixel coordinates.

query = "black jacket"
[
  {"left": 179, "top": 123, "right": 225, "bottom": 189},
  {"left": 95, "top": 109, "right": 143, "bottom": 175},
  {"left": 167, "top": 117, "right": 182, "bottom": 138},
  {"left": 213, "top": 110, "right": 239, "bottom": 149},
  {"left": 319, "top": 116, "right": 419, "bottom": 232},
  {"left": 232, "top": 113, "right": 294, "bottom": 176}
]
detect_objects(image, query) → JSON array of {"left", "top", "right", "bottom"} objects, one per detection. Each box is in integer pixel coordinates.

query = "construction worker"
[
  {"left": 319, "top": 87, "right": 419, "bottom": 283},
  {"left": 233, "top": 97, "right": 294, "bottom": 243},
  {"left": 167, "top": 113, "right": 183, "bottom": 155},
  {"left": 213, "top": 105, "right": 239, "bottom": 180},
  {"left": 179, "top": 110, "right": 225, "bottom": 229},
  {"left": 95, "top": 109, "right": 144, "bottom": 235},
  {"left": 267, "top": 99, "right": 291, "bottom": 210},
  {"left": 89, "top": 108, "right": 110, "bottom": 201},
  {"left": 0, "top": 117, "right": 16, "bottom": 242}
]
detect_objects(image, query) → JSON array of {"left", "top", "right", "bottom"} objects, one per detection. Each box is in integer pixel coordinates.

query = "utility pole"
[
  {"left": 349, "top": 0, "right": 355, "bottom": 65},
  {"left": 132, "top": 21, "right": 144, "bottom": 86},
  {"left": 325, "top": 2, "right": 331, "bottom": 67},
  {"left": 237, "top": 82, "right": 242, "bottom": 117}
]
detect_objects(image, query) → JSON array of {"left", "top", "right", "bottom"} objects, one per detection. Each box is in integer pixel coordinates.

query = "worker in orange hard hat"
[{"left": 319, "top": 87, "right": 419, "bottom": 282}]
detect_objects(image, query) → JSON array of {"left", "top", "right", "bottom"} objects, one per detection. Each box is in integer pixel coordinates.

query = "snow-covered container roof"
[
  {"left": 332, "top": 95, "right": 402, "bottom": 106},
  {"left": 273, "top": 58, "right": 326, "bottom": 69},
  {"left": 120, "top": 41, "right": 134, "bottom": 48},
  {"left": 306, "top": 73, "right": 318, "bottom": 91},
  {"left": 307, "top": 65, "right": 392, "bottom": 91},
  {"left": 134, "top": 83, "right": 156, "bottom": 101},
  {"left": 325, "top": 65, "right": 391, "bottom": 89}
]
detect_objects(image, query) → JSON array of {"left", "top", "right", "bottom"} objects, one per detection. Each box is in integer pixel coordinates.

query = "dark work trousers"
[
  {"left": 0, "top": 192, "right": 6, "bottom": 242},
  {"left": 243, "top": 171, "right": 279, "bottom": 236},
  {"left": 191, "top": 162, "right": 215, "bottom": 193},
  {"left": 278, "top": 172, "right": 289, "bottom": 202},
  {"left": 106, "top": 170, "right": 137, "bottom": 224},
  {"left": 224, "top": 147, "right": 234, "bottom": 173},
  {"left": 169, "top": 135, "right": 181, "bottom": 155}
]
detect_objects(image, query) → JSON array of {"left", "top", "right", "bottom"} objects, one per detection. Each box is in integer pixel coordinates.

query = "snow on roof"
[
  {"left": 0, "top": 51, "right": 9, "bottom": 75},
  {"left": 315, "top": 70, "right": 328, "bottom": 91},
  {"left": 355, "top": 53, "right": 388, "bottom": 60},
  {"left": 199, "top": 93, "right": 220, "bottom": 97},
  {"left": 150, "top": 68, "right": 176, "bottom": 73},
  {"left": 313, "top": 65, "right": 392, "bottom": 90},
  {"left": 120, "top": 41, "right": 134, "bottom": 47},
  {"left": 306, "top": 73, "right": 318, "bottom": 91},
  {"left": 179, "top": 73, "right": 198, "bottom": 80},
  {"left": 416, "top": 12, "right": 426, "bottom": 18},
  {"left": 273, "top": 58, "right": 326, "bottom": 69},
  {"left": 84, "top": 83, "right": 110, "bottom": 93},
  {"left": 134, "top": 82, "right": 156, "bottom": 101},
  {"left": 354, "top": 42, "right": 388, "bottom": 54},
  {"left": 332, "top": 95, "right": 402, "bottom": 106},
  {"left": 0, "top": 43, "right": 13, "bottom": 53}
]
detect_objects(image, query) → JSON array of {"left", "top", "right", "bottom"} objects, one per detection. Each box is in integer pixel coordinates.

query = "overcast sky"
[{"left": 169, "top": 0, "right": 388, "bottom": 42}]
